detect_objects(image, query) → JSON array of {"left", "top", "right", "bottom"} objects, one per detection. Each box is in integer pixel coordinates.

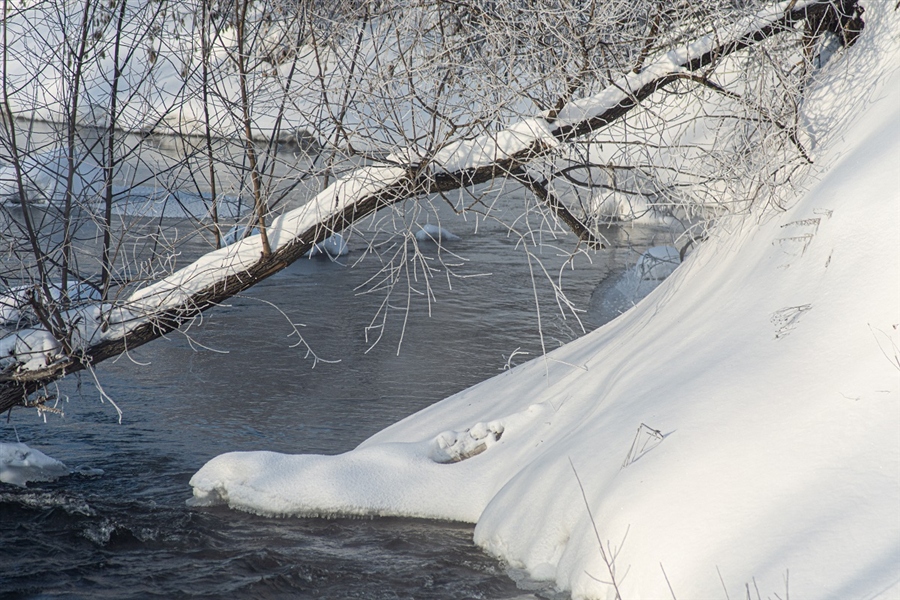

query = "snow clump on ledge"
[{"left": 306, "top": 233, "right": 349, "bottom": 257}]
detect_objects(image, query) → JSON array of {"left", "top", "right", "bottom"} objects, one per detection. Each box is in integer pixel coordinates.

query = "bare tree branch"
[{"left": 0, "top": 0, "right": 858, "bottom": 411}]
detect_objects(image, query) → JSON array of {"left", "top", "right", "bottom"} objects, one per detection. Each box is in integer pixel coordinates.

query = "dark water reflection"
[{"left": 1, "top": 214, "right": 673, "bottom": 598}]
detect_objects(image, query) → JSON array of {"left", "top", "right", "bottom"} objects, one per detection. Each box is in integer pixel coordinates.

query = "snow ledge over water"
[{"left": 190, "top": 7, "right": 900, "bottom": 599}]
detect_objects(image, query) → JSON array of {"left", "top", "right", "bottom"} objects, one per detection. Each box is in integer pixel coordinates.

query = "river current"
[{"left": 1, "top": 176, "right": 674, "bottom": 598}]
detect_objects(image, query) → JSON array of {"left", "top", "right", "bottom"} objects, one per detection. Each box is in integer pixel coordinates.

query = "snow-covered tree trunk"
[{"left": 0, "top": 0, "right": 864, "bottom": 413}]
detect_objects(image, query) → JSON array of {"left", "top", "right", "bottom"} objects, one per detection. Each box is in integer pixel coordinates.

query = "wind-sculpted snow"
[{"left": 190, "top": 5, "right": 900, "bottom": 597}]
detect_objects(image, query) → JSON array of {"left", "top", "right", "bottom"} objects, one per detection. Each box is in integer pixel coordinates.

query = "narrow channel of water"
[
  {"left": 2, "top": 125, "right": 679, "bottom": 598},
  {"left": 1, "top": 216, "right": 674, "bottom": 598}
]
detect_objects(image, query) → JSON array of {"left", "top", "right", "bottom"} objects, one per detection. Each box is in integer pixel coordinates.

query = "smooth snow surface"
[
  {"left": 0, "top": 442, "right": 68, "bottom": 487},
  {"left": 192, "top": 9, "right": 900, "bottom": 597}
]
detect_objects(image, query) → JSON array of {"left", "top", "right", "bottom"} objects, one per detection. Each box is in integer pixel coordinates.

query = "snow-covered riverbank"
[{"left": 190, "top": 4, "right": 900, "bottom": 598}]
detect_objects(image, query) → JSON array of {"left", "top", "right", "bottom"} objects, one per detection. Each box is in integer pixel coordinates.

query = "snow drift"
[{"left": 195, "top": 4, "right": 900, "bottom": 598}]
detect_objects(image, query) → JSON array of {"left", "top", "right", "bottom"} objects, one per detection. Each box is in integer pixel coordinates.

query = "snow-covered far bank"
[{"left": 190, "top": 4, "right": 900, "bottom": 598}]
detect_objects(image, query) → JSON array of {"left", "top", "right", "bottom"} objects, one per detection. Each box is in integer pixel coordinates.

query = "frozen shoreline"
[{"left": 189, "top": 4, "right": 900, "bottom": 598}]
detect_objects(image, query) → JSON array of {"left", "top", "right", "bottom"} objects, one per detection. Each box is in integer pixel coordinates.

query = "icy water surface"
[{"left": 1, "top": 208, "right": 673, "bottom": 598}]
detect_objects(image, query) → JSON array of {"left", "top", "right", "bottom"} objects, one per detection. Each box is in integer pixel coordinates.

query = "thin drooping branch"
[
  {"left": 671, "top": 72, "right": 813, "bottom": 163},
  {"left": 513, "top": 170, "right": 604, "bottom": 248},
  {"left": 0, "top": 0, "right": 850, "bottom": 412}
]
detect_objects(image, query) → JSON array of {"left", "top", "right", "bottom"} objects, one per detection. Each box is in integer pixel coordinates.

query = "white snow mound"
[{"left": 307, "top": 233, "right": 349, "bottom": 258}]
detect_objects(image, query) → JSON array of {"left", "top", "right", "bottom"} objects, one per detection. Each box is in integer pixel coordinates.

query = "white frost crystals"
[{"left": 0, "top": 442, "right": 68, "bottom": 487}]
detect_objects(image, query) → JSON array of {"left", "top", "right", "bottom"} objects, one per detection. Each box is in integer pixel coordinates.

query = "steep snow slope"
[{"left": 190, "top": 5, "right": 900, "bottom": 598}]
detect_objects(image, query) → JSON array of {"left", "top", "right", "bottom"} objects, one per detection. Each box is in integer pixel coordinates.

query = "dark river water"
[{"left": 0, "top": 180, "right": 673, "bottom": 598}]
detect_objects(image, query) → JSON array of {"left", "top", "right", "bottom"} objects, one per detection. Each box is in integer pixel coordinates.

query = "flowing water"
[{"left": 1, "top": 129, "right": 678, "bottom": 598}]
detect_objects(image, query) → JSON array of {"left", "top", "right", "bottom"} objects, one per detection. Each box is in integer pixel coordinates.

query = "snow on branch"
[{"left": 0, "top": 0, "right": 852, "bottom": 411}]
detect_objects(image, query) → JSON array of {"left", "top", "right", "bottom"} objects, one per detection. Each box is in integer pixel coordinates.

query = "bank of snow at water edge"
[{"left": 190, "top": 16, "right": 900, "bottom": 600}]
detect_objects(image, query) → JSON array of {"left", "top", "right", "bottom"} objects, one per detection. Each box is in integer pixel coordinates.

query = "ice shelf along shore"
[{"left": 188, "top": 8, "right": 900, "bottom": 600}]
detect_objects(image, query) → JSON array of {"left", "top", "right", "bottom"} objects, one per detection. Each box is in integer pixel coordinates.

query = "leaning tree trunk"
[{"left": 0, "top": 0, "right": 864, "bottom": 413}]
